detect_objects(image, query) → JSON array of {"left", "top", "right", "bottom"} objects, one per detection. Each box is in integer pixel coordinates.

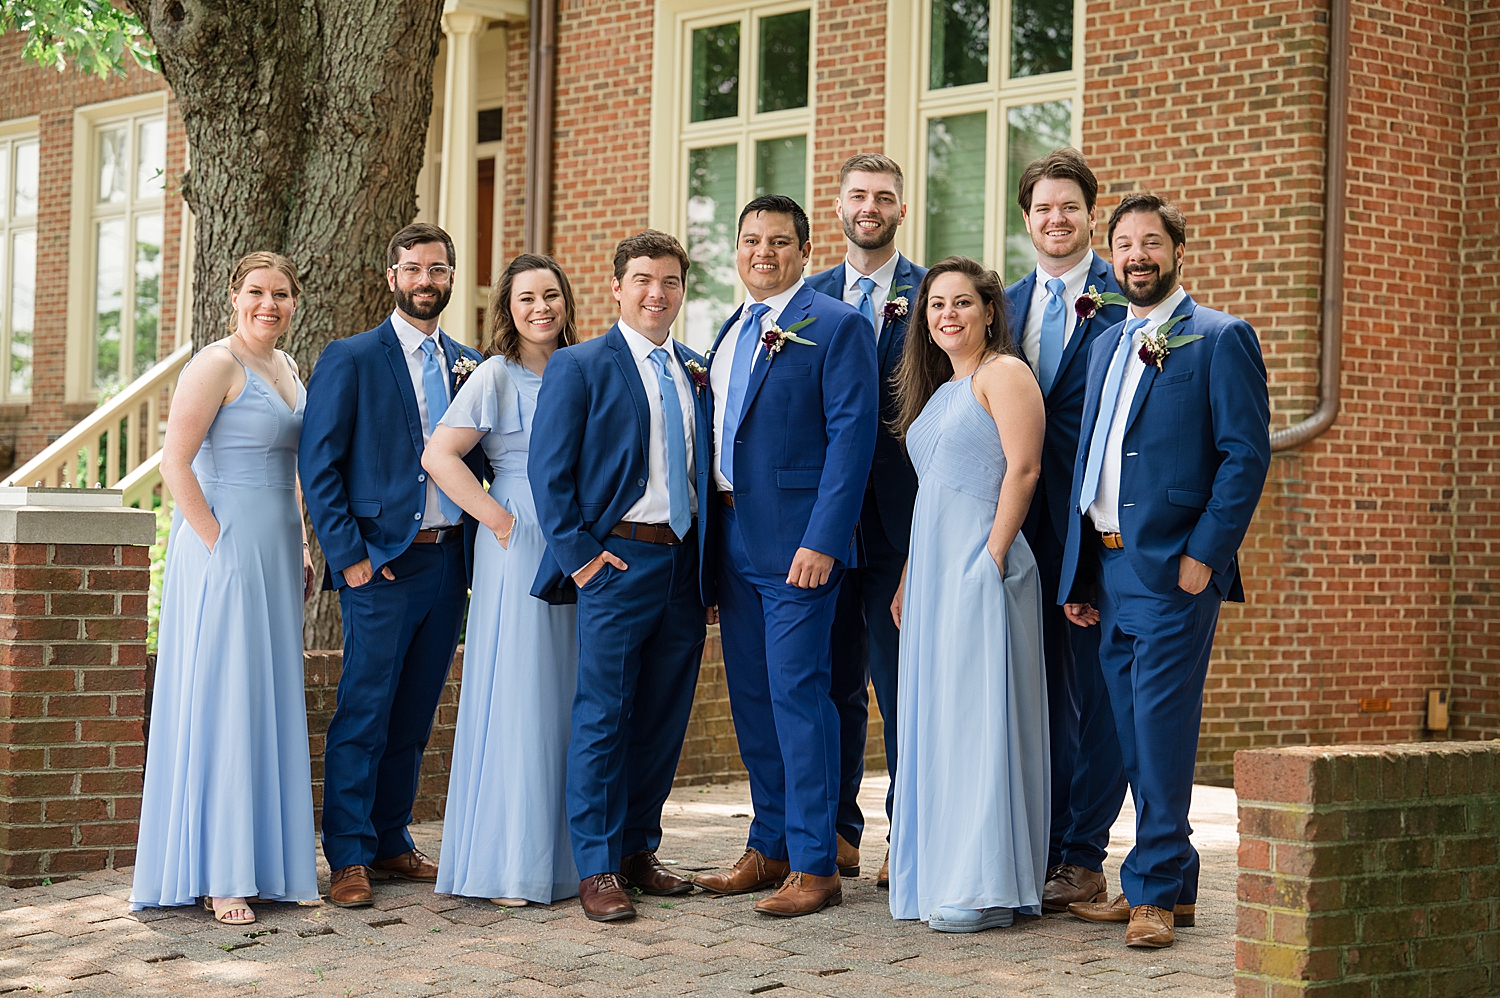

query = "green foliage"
[{"left": 1, "top": 0, "right": 156, "bottom": 78}]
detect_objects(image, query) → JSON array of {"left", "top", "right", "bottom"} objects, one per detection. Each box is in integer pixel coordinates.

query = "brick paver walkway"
[{"left": 1, "top": 777, "right": 1238, "bottom": 996}]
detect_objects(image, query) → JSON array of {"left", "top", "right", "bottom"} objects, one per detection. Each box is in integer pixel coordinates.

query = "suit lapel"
[
  {"left": 1122, "top": 293, "right": 1197, "bottom": 438},
  {"left": 607, "top": 325, "right": 652, "bottom": 464},
  {"left": 438, "top": 330, "right": 462, "bottom": 396},
  {"left": 706, "top": 304, "right": 743, "bottom": 367},
  {"left": 1008, "top": 270, "right": 1037, "bottom": 335},
  {"left": 673, "top": 340, "right": 712, "bottom": 489},
  {"left": 740, "top": 284, "right": 812, "bottom": 420},
  {"left": 1051, "top": 253, "right": 1112, "bottom": 392},
  {"left": 879, "top": 255, "right": 915, "bottom": 370},
  {"left": 381, "top": 320, "right": 427, "bottom": 455}
]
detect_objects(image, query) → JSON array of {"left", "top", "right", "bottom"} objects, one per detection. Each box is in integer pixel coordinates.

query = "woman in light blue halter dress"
[
  {"left": 131, "top": 253, "right": 319, "bottom": 923},
  {"left": 423, "top": 255, "right": 580, "bottom": 905},
  {"left": 888, "top": 256, "right": 1050, "bottom": 933}
]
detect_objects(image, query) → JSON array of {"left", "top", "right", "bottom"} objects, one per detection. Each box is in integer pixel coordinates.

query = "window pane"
[
  {"left": 95, "top": 218, "right": 127, "bottom": 391},
  {"left": 477, "top": 108, "right": 503, "bottom": 143},
  {"left": 134, "top": 214, "right": 163, "bottom": 378},
  {"left": 98, "top": 126, "right": 128, "bottom": 204},
  {"left": 1011, "top": 0, "right": 1073, "bottom": 78},
  {"left": 14, "top": 141, "right": 40, "bottom": 218},
  {"left": 755, "top": 135, "right": 806, "bottom": 200},
  {"left": 137, "top": 119, "right": 167, "bottom": 199},
  {"left": 925, "top": 112, "right": 986, "bottom": 263},
  {"left": 758, "top": 10, "right": 810, "bottom": 113},
  {"left": 685, "top": 144, "right": 739, "bottom": 350},
  {"left": 10, "top": 229, "right": 34, "bottom": 395},
  {"left": 1004, "top": 100, "right": 1072, "bottom": 283},
  {"left": 691, "top": 22, "right": 740, "bottom": 123},
  {"left": 929, "top": 0, "right": 988, "bottom": 89}
]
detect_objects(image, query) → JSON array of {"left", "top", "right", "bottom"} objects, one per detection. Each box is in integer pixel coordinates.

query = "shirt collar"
[
  {"left": 843, "top": 253, "right": 900, "bottom": 292},
  {"left": 617, "top": 319, "right": 676, "bottom": 363},
  {"left": 743, "top": 278, "right": 805, "bottom": 323},
  {"left": 1136, "top": 285, "right": 1188, "bottom": 331},
  {"left": 391, "top": 310, "right": 444, "bottom": 356},
  {"left": 1032, "top": 254, "right": 1094, "bottom": 298}
]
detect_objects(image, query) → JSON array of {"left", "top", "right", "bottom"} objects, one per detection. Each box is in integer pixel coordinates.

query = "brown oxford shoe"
[
  {"left": 579, "top": 872, "right": 636, "bottom": 922},
  {"left": 1042, "top": 863, "right": 1108, "bottom": 912},
  {"left": 1126, "top": 904, "right": 1176, "bottom": 948},
  {"left": 328, "top": 865, "right": 374, "bottom": 907},
  {"left": 621, "top": 850, "right": 693, "bottom": 896},
  {"left": 369, "top": 847, "right": 440, "bottom": 882},
  {"left": 753, "top": 871, "right": 842, "bottom": 917},
  {"left": 694, "top": 848, "right": 790, "bottom": 896},
  {"left": 876, "top": 851, "right": 889, "bottom": 889},
  {"left": 1068, "top": 892, "right": 1195, "bottom": 926},
  {"left": 835, "top": 835, "right": 860, "bottom": 878}
]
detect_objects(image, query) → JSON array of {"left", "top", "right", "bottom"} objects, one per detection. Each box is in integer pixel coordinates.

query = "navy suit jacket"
[
  {"left": 1058, "top": 292, "right": 1271, "bottom": 604},
  {"left": 709, "top": 283, "right": 878, "bottom": 576},
  {"left": 1005, "top": 252, "right": 1128, "bottom": 550},
  {"left": 527, "top": 325, "right": 716, "bottom": 606},
  {"left": 299, "top": 317, "right": 485, "bottom": 589},
  {"left": 805, "top": 253, "right": 926, "bottom": 553}
]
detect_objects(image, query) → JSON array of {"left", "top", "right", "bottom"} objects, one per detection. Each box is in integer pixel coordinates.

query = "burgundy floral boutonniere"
[
  {"left": 451, "top": 355, "right": 479, "bottom": 388},
  {"left": 883, "top": 283, "right": 914, "bottom": 322},
  {"left": 684, "top": 358, "right": 709, "bottom": 395},
  {"left": 1074, "top": 284, "right": 1129, "bottom": 321},
  {"left": 1136, "top": 315, "right": 1202, "bottom": 371},
  {"left": 761, "top": 316, "right": 818, "bottom": 359}
]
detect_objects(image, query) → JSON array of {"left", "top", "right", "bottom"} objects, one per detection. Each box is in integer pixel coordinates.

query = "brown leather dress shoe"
[
  {"left": 753, "top": 871, "right": 842, "bottom": 917},
  {"left": 1126, "top": 904, "right": 1175, "bottom": 947},
  {"left": 694, "top": 848, "right": 790, "bottom": 896},
  {"left": 876, "top": 851, "right": 889, "bottom": 889},
  {"left": 621, "top": 850, "right": 692, "bottom": 896},
  {"left": 1042, "top": 863, "right": 1108, "bottom": 912},
  {"left": 579, "top": 872, "right": 636, "bottom": 922},
  {"left": 328, "top": 865, "right": 374, "bottom": 907},
  {"left": 370, "top": 848, "right": 440, "bottom": 882},
  {"left": 1068, "top": 893, "right": 1195, "bottom": 926},
  {"left": 835, "top": 834, "right": 860, "bottom": 878}
]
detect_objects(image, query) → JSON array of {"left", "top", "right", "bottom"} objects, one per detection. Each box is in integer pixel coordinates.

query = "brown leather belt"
[
  {"left": 412, "top": 526, "right": 461, "bottom": 544},
  {"left": 1100, "top": 531, "right": 1124, "bottom": 550},
  {"left": 610, "top": 520, "right": 693, "bottom": 545},
  {"left": 718, "top": 491, "right": 735, "bottom": 508}
]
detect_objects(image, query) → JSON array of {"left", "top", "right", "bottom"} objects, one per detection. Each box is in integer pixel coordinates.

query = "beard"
[
  {"left": 394, "top": 280, "right": 453, "bottom": 321},
  {"left": 1120, "top": 259, "right": 1178, "bottom": 308},
  {"left": 840, "top": 210, "right": 898, "bottom": 251}
]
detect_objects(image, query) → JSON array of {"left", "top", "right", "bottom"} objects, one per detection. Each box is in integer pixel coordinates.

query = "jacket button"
[
  {"left": 418, "top": 473, "right": 426, "bottom": 482},
  {"left": 414, "top": 512, "right": 422, "bottom": 520},
  {"left": 638, "top": 478, "right": 646, "bottom": 487}
]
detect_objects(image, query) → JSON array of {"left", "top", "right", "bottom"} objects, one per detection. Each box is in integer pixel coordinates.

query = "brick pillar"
[
  {"left": 1235, "top": 742, "right": 1500, "bottom": 998},
  {"left": 0, "top": 488, "right": 155, "bottom": 886}
]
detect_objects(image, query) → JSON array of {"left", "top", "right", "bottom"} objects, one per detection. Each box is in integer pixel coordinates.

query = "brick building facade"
[{"left": 1, "top": 0, "right": 1495, "bottom": 782}]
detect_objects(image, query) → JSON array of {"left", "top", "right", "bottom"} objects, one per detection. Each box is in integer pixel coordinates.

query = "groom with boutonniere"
[{"left": 693, "top": 194, "right": 877, "bottom": 917}]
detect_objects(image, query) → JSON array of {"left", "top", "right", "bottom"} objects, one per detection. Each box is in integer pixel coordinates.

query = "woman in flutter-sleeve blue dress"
[{"left": 423, "top": 255, "right": 580, "bottom": 905}]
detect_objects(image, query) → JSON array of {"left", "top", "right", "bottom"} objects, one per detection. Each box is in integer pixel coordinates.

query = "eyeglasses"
[{"left": 394, "top": 264, "right": 454, "bottom": 283}]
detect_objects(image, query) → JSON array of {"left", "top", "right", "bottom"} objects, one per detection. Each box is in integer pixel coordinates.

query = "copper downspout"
[
  {"left": 523, "top": 0, "right": 557, "bottom": 254},
  {"left": 1272, "top": 0, "right": 1349, "bottom": 451}
]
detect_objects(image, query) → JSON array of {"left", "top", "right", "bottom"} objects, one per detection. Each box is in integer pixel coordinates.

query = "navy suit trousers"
[
  {"left": 322, "top": 538, "right": 467, "bottom": 870},
  {"left": 567, "top": 535, "right": 704, "bottom": 879}
]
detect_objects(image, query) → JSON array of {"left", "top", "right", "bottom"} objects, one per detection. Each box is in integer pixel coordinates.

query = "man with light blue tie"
[
  {"left": 1003, "top": 148, "right": 1129, "bottom": 914},
  {"left": 528, "top": 231, "right": 714, "bottom": 922},
  {"left": 1059, "top": 194, "right": 1269, "bottom": 947}
]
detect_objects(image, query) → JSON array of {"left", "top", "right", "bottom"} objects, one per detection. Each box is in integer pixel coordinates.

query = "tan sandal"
[
  {"left": 203, "top": 897, "right": 256, "bottom": 924},
  {"left": 490, "top": 897, "right": 528, "bottom": 908}
]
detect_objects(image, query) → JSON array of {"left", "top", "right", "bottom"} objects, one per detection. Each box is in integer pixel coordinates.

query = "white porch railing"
[{"left": 4, "top": 343, "right": 192, "bottom": 509}]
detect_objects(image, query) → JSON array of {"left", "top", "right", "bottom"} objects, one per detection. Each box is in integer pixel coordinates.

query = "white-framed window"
[
  {"left": 0, "top": 121, "right": 39, "bottom": 402},
  {"left": 65, "top": 94, "right": 168, "bottom": 400},
  {"left": 650, "top": 0, "right": 814, "bottom": 349},
  {"left": 887, "top": 0, "right": 1083, "bottom": 283}
]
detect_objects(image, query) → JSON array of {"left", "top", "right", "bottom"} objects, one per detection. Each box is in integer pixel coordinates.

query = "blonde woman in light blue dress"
[
  {"left": 423, "top": 255, "right": 581, "bottom": 906},
  {"left": 888, "top": 256, "right": 1050, "bottom": 933}
]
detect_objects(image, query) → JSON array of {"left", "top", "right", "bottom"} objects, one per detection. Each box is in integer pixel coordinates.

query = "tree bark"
[{"left": 127, "top": 0, "right": 444, "bottom": 650}]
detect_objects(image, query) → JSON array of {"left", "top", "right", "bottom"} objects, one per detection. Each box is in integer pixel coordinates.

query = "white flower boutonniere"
[
  {"left": 452, "top": 355, "right": 479, "bottom": 387},
  {"left": 1136, "top": 315, "right": 1202, "bottom": 371},
  {"left": 883, "top": 284, "right": 913, "bottom": 321},
  {"left": 761, "top": 316, "right": 817, "bottom": 359},
  {"left": 683, "top": 358, "right": 709, "bottom": 395}
]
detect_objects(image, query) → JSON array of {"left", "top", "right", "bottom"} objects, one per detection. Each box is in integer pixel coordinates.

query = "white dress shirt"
[
  {"left": 709, "top": 278, "right": 805, "bottom": 491},
  {"left": 1021, "top": 254, "right": 1094, "bottom": 376},
  {"left": 617, "top": 320, "right": 698, "bottom": 526},
  {"left": 391, "top": 310, "right": 454, "bottom": 529},
  {"left": 1087, "top": 285, "right": 1188, "bottom": 534},
  {"left": 840, "top": 251, "right": 900, "bottom": 340}
]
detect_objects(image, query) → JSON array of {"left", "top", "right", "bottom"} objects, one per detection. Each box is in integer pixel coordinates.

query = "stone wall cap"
[
  {"left": 0, "top": 486, "right": 125, "bottom": 508},
  {"left": 0, "top": 505, "right": 157, "bottom": 546},
  {"left": 1237, "top": 741, "right": 1500, "bottom": 760}
]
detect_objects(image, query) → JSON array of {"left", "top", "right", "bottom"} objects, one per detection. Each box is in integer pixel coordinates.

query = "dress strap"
[{"left": 202, "top": 341, "right": 249, "bottom": 371}]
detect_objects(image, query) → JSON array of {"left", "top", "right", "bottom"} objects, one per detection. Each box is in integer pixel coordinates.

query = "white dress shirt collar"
[
  {"left": 1136, "top": 284, "right": 1188, "bottom": 330},
  {"left": 1031, "top": 254, "right": 1094, "bottom": 302},
  {"left": 617, "top": 319, "right": 675, "bottom": 362},
  {"left": 742, "top": 277, "right": 806, "bottom": 324},
  {"left": 843, "top": 252, "right": 899, "bottom": 293},
  {"left": 391, "top": 309, "right": 445, "bottom": 356}
]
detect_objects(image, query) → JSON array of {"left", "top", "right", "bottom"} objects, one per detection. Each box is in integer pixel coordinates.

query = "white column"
[{"left": 439, "top": 10, "right": 485, "bottom": 347}]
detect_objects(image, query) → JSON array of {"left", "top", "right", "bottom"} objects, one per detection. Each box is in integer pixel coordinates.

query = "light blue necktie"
[
  {"left": 1038, "top": 278, "right": 1067, "bottom": 394},
  {"left": 1077, "top": 318, "right": 1149, "bottom": 515},
  {"left": 418, "top": 337, "right": 463, "bottom": 525},
  {"left": 855, "top": 276, "right": 877, "bottom": 333},
  {"left": 720, "top": 302, "right": 771, "bottom": 489},
  {"left": 649, "top": 348, "right": 692, "bottom": 540}
]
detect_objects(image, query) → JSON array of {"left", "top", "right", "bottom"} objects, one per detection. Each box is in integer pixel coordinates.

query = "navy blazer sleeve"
[
  {"left": 528, "top": 350, "right": 606, "bottom": 578},
  {"left": 802, "top": 309, "right": 879, "bottom": 559},
  {"left": 298, "top": 339, "right": 366, "bottom": 576}
]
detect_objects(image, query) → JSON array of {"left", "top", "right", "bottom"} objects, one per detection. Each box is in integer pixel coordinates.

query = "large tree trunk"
[{"left": 127, "top": 0, "right": 444, "bottom": 650}]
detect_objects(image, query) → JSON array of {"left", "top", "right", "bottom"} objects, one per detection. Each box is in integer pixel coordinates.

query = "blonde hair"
[{"left": 227, "top": 251, "right": 301, "bottom": 334}]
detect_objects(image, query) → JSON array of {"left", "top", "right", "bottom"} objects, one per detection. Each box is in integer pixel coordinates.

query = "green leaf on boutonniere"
[
  {"left": 1155, "top": 314, "right": 1189, "bottom": 338},
  {"left": 783, "top": 316, "right": 817, "bottom": 345},
  {"left": 1165, "top": 333, "right": 1204, "bottom": 348},
  {"left": 1097, "top": 291, "right": 1130, "bottom": 307},
  {"left": 887, "top": 284, "right": 913, "bottom": 302}
]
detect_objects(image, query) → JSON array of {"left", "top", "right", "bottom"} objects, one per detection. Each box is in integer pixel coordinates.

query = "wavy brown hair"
[
  {"left": 226, "top": 251, "right": 301, "bottom": 334},
  {"left": 485, "top": 254, "right": 580, "bottom": 360},
  {"left": 891, "top": 256, "right": 1016, "bottom": 439}
]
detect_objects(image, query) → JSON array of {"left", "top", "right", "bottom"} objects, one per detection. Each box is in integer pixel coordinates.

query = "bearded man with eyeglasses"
[{"left": 300, "top": 222, "right": 486, "bottom": 908}]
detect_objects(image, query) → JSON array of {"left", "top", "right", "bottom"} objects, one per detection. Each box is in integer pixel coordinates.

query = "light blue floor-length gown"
[
  {"left": 436, "top": 356, "right": 579, "bottom": 902},
  {"left": 131, "top": 345, "right": 318, "bottom": 909},
  {"left": 889, "top": 367, "right": 1050, "bottom": 924}
]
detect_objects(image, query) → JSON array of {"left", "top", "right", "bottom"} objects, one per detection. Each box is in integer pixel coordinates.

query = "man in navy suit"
[
  {"left": 528, "top": 231, "right": 713, "bottom": 922},
  {"left": 300, "top": 223, "right": 485, "bottom": 907},
  {"left": 693, "top": 195, "right": 877, "bottom": 916},
  {"left": 1060, "top": 194, "right": 1269, "bottom": 947},
  {"left": 805, "top": 153, "right": 924, "bottom": 887},
  {"left": 1003, "top": 149, "right": 1130, "bottom": 912}
]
